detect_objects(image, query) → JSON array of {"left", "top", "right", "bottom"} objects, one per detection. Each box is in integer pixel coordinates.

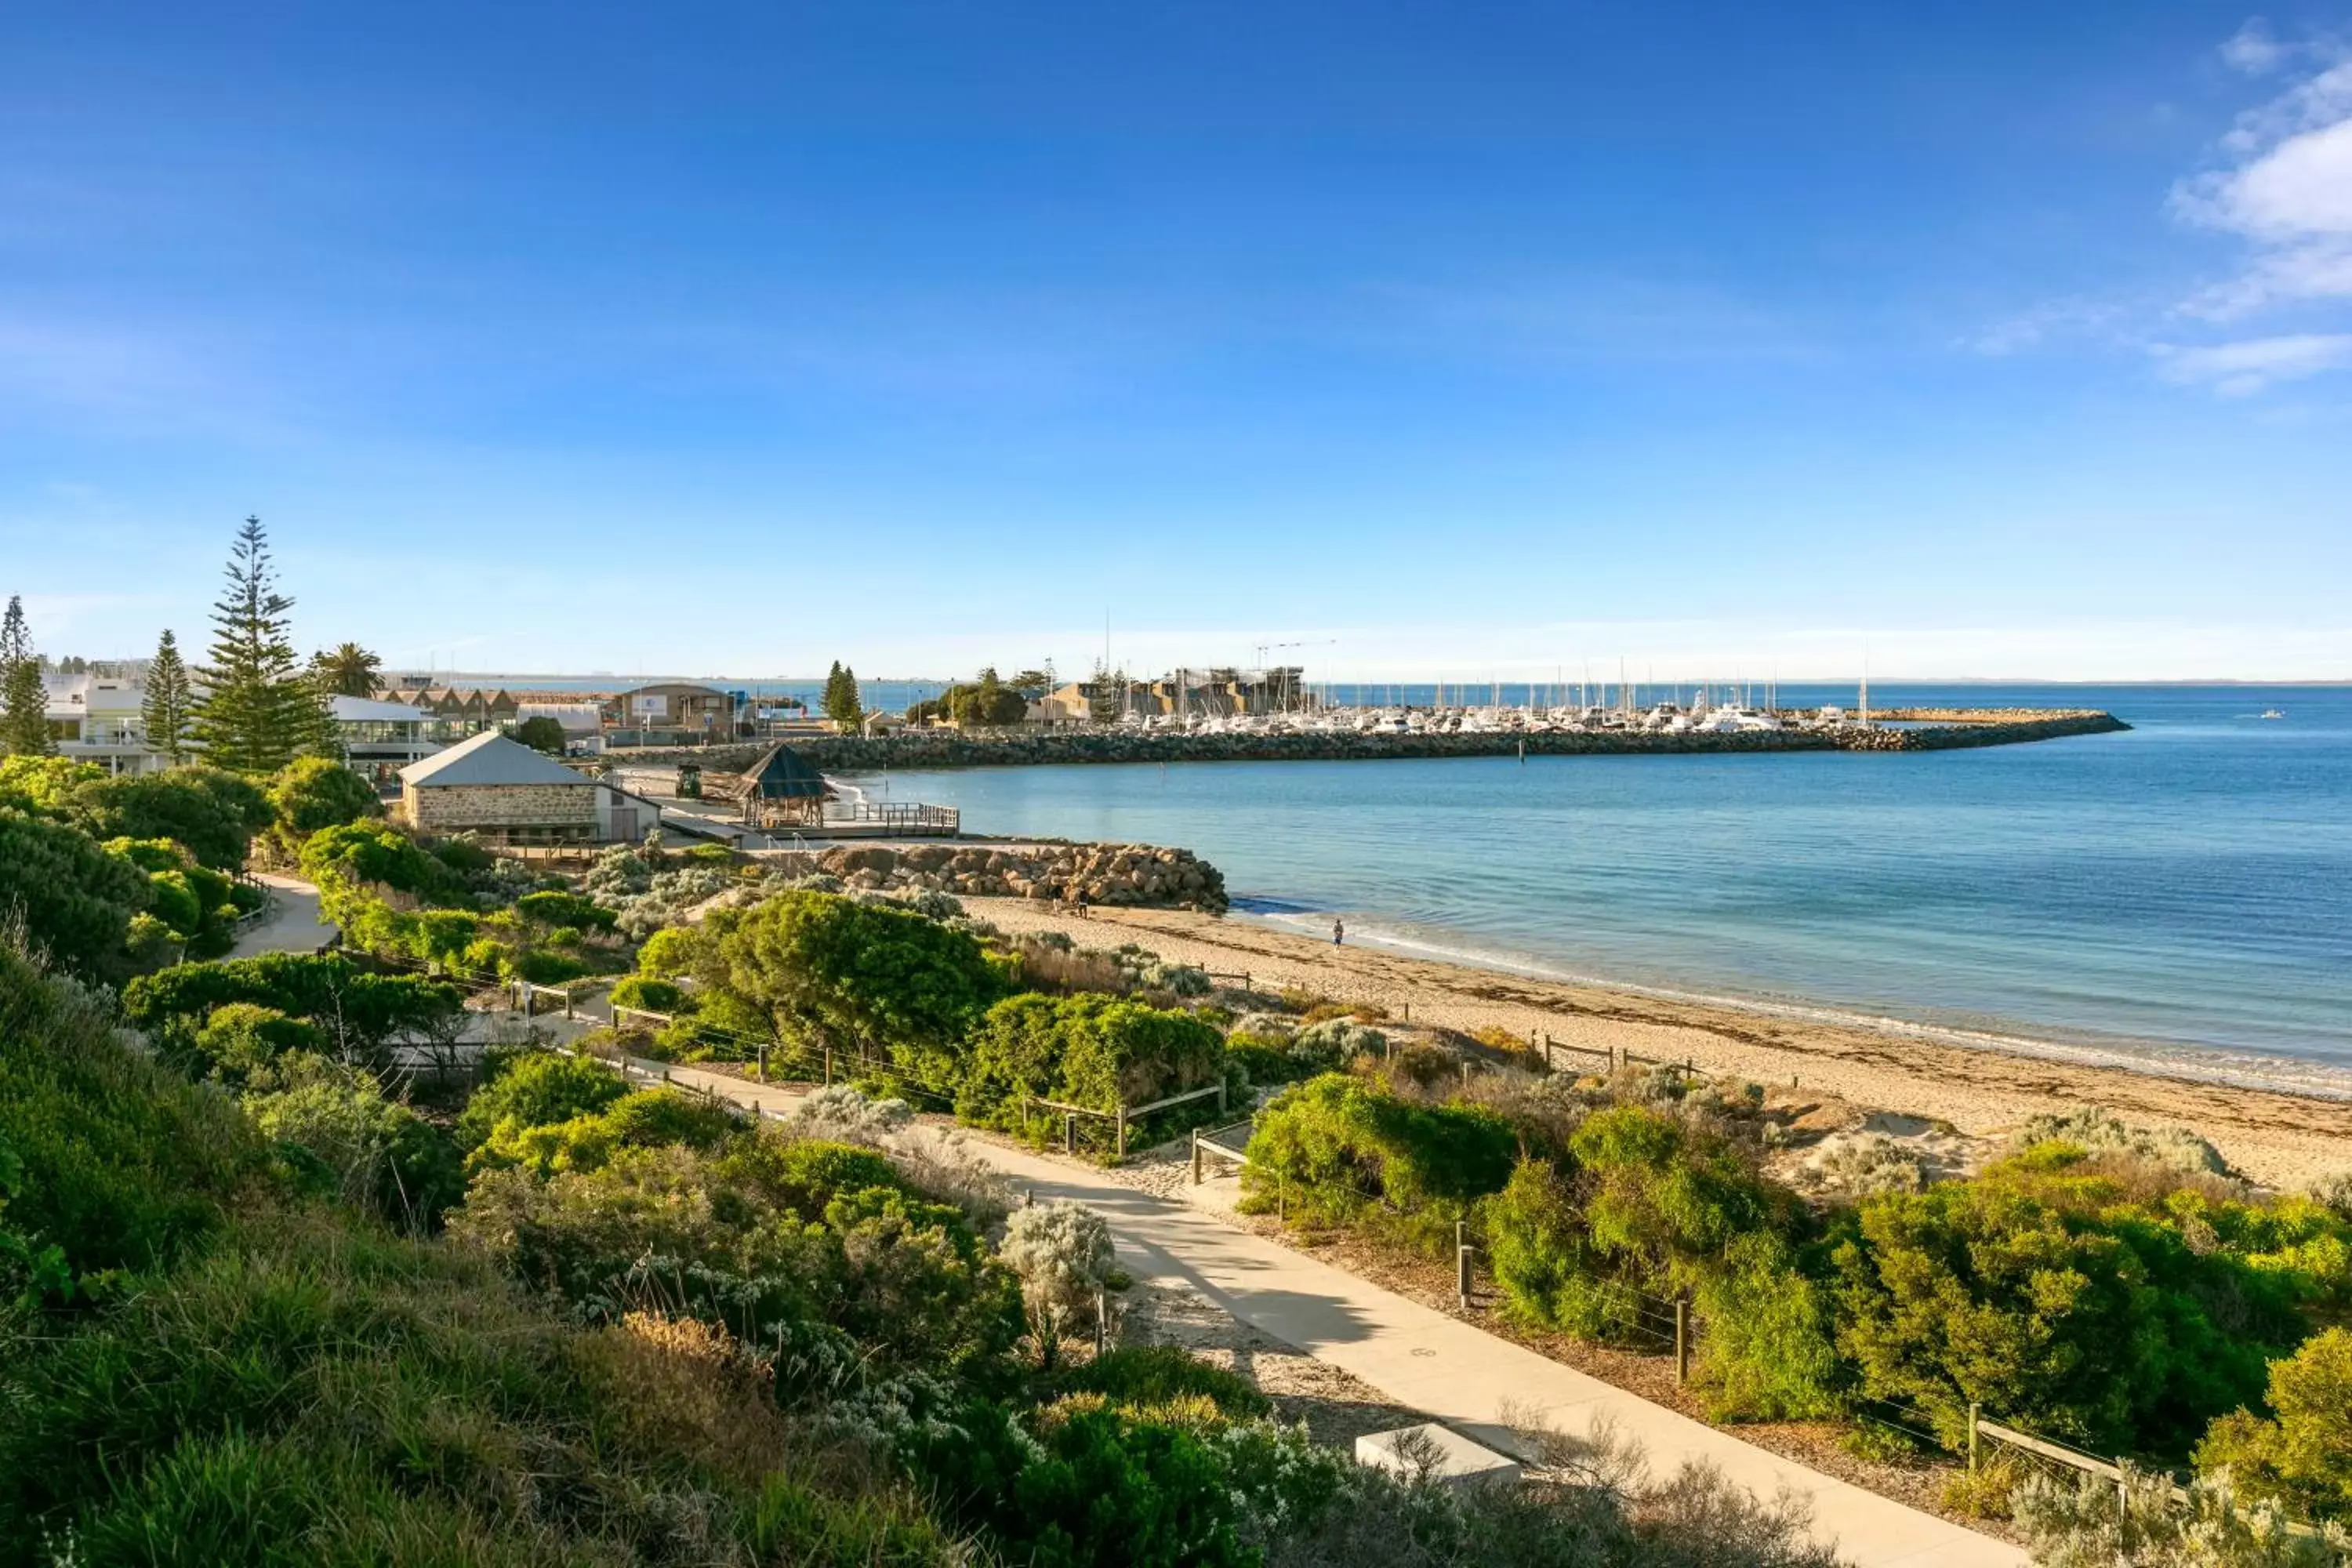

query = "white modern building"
[
  {"left": 330, "top": 694, "right": 444, "bottom": 787},
  {"left": 42, "top": 675, "right": 169, "bottom": 775}
]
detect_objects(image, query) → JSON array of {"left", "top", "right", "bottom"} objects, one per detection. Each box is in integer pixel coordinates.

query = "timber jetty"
[{"left": 639, "top": 709, "right": 2128, "bottom": 773}]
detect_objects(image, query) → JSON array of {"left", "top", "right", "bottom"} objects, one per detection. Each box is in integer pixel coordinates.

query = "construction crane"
[{"left": 1253, "top": 639, "right": 1337, "bottom": 711}]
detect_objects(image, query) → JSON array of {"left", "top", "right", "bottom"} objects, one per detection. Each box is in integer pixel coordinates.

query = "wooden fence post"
[
  {"left": 1064, "top": 1112, "right": 1077, "bottom": 1156},
  {"left": 823, "top": 1047, "right": 833, "bottom": 1087},
  {"left": 1115, "top": 1108, "right": 1127, "bottom": 1161},
  {"left": 1457, "top": 1226, "right": 1473, "bottom": 1312},
  {"left": 1095, "top": 1288, "right": 1109, "bottom": 1357},
  {"left": 1968, "top": 1403, "right": 1980, "bottom": 1479},
  {"left": 1675, "top": 1298, "right": 1690, "bottom": 1384},
  {"left": 1191, "top": 1130, "right": 1203, "bottom": 1186},
  {"left": 757, "top": 1044, "right": 767, "bottom": 1083}
]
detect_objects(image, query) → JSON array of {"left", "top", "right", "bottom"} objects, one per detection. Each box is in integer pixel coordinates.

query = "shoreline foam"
[{"left": 1238, "top": 904, "right": 2352, "bottom": 1104}]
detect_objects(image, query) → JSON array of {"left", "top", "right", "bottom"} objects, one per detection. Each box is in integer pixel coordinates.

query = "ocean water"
[{"left": 842, "top": 685, "right": 2352, "bottom": 1095}]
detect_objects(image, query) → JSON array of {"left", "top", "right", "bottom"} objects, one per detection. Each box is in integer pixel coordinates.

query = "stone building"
[{"left": 398, "top": 731, "right": 663, "bottom": 844}]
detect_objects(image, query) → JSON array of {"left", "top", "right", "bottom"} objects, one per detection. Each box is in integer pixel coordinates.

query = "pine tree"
[
  {"left": 188, "top": 517, "right": 327, "bottom": 775},
  {"left": 142, "top": 628, "right": 195, "bottom": 764},
  {"left": 822, "top": 661, "right": 864, "bottom": 731},
  {"left": 0, "top": 594, "right": 53, "bottom": 756}
]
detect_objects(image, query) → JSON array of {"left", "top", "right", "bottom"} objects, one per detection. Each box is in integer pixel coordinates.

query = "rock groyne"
[
  {"left": 758, "top": 840, "right": 1229, "bottom": 913},
  {"left": 645, "top": 709, "right": 2127, "bottom": 774}
]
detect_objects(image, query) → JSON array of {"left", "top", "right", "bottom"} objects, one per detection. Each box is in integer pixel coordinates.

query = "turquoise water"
[{"left": 844, "top": 685, "right": 2352, "bottom": 1094}]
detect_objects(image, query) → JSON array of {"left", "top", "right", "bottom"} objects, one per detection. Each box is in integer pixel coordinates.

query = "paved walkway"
[
  {"left": 228, "top": 873, "right": 336, "bottom": 959},
  {"left": 625, "top": 1053, "right": 2023, "bottom": 1568}
]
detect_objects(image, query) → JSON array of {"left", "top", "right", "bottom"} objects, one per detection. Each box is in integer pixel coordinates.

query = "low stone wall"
[
  {"left": 756, "top": 840, "right": 1229, "bottom": 913},
  {"left": 637, "top": 710, "right": 2127, "bottom": 774}
]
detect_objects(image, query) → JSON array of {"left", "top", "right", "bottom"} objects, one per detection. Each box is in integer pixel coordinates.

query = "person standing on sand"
[{"left": 1333, "top": 916, "right": 1345, "bottom": 946}]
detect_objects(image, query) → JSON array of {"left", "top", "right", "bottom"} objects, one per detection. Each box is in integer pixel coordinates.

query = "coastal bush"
[
  {"left": 123, "top": 952, "right": 463, "bottom": 1065},
  {"left": 0, "top": 949, "right": 263, "bottom": 1285},
  {"left": 516, "top": 887, "right": 619, "bottom": 931},
  {"left": 1051, "top": 1345, "right": 1272, "bottom": 1421},
  {"left": 706, "top": 891, "right": 1004, "bottom": 1080},
  {"left": 262, "top": 756, "right": 379, "bottom": 860},
  {"left": 960, "top": 991, "right": 1229, "bottom": 1132},
  {"left": 2013, "top": 1105, "right": 2230, "bottom": 1178},
  {"left": 1290, "top": 1016, "right": 1385, "bottom": 1069},
  {"left": 245, "top": 1061, "right": 466, "bottom": 1229},
  {"left": 0, "top": 1205, "right": 966, "bottom": 1568},
  {"left": 2196, "top": 1328, "right": 2352, "bottom": 1523},
  {"left": 1805, "top": 1131, "right": 1930, "bottom": 1196},
  {"left": 63, "top": 764, "right": 271, "bottom": 872},
  {"left": 1001, "top": 1200, "right": 1116, "bottom": 1359},
  {"left": 453, "top": 1049, "right": 630, "bottom": 1155},
  {"left": 0, "top": 809, "right": 151, "bottom": 978},
  {"left": 1485, "top": 1108, "right": 1800, "bottom": 1352},
  {"left": 189, "top": 1001, "right": 328, "bottom": 1086},
  {"left": 1693, "top": 1230, "right": 1846, "bottom": 1419},
  {"left": 299, "top": 819, "right": 473, "bottom": 912},
  {"left": 1242, "top": 1075, "right": 1516, "bottom": 1247},
  {"left": 2012, "top": 1465, "right": 2350, "bottom": 1568},
  {"left": 633, "top": 924, "right": 705, "bottom": 978},
  {"left": 478, "top": 1086, "right": 742, "bottom": 1178},
  {"left": 1830, "top": 1176, "right": 2280, "bottom": 1454},
  {"left": 609, "top": 974, "right": 688, "bottom": 1014}
]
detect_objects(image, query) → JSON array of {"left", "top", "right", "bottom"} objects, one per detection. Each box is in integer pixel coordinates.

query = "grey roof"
[
  {"left": 331, "top": 694, "right": 429, "bottom": 723},
  {"left": 398, "top": 729, "right": 591, "bottom": 789}
]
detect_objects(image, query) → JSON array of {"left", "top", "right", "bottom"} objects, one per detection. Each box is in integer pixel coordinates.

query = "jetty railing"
[{"left": 818, "top": 800, "right": 960, "bottom": 835}]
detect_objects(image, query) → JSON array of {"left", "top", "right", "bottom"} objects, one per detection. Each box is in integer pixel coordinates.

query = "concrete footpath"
[
  {"left": 229, "top": 873, "right": 336, "bottom": 959},
  {"left": 628, "top": 1054, "right": 2024, "bottom": 1568}
]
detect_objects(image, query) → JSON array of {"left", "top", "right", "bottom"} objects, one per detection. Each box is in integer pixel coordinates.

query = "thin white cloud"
[
  {"left": 2221, "top": 19, "right": 2292, "bottom": 76},
  {"left": 2172, "top": 48, "right": 2352, "bottom": 318},
  {"left": 1962, "top": 298, "right": 2128, "bottom": 356},
  {"left": 2150, "top": 332, "right": 2352, "bottom": 394}
]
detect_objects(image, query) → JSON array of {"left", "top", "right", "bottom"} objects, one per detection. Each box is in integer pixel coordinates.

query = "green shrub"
[
  {"left": 484, "top": 1087, "right": 742, "bottom": 1178},
  {"left": 263, "top": 757, "right": 380, "bottom": 860},
  {"left": 1241, "top": 1076, "right": 1516, "bottom": 1246},
  {"left": 963, "top": 991, "right": 1228, "bottom": 1127},
  {"left": 516, "top": 888, "right": 619, "bottom": 931},
  {"left": 0, "top": 1210, "right": 967, "bottom": 1566},
  {"left": 634, "top": 925, "right": 704, "bottom": 978},
  {"left": 708, "top": 891, "right": 1002, "bottom": 1080},
  {"left": 1831, "top": 1179, "right": 2278, "bottom": 1454},
  {"left": 64, "top": 765, "right": 271, "bottom": 871},
  {"left": 1051, "top": 1345, "right": 1272, "bottom": 1420},
  {"left": 190, "top": 1003, "right": 328, "bottom": 1086},
  {"left": 609, "top": 975, "right": 688, "bottom": 1014},
  {"left": 0, "top": 949, "right": 263, "bottom": 1286},
  {"left": 123, "top": 953, "right": 463, "bottom": 1064},
  {"left": 299, "top": 821, "right": 472, "bottom": 913},
  {"left": 0, "top": 809, "right": 151, "bottom": 978},
  {"left": 1694, "top": 1231, "right": 1845, "bottom": 1420},
  {"left": 2196, "top": 1327, "right": 2352, "bottom": 1523},
  {"left": 454, "top": 1051, "right": 629, "bottom": 1156},
  {"left": 246, "top": 1065, "right": 466, "bottom": 1231}
]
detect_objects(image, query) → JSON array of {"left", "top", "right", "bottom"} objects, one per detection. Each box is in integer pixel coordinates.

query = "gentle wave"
[{"left": 1238, "top": 905, "right": 2352, "bottom": 1102}]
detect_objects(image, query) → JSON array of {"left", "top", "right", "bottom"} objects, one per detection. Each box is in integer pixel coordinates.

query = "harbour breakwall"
[
  {"left": 641, "top": 709, "right": 2128, "bottom": 773},
  {"left": 755, "top": 840, "right": 1229, "bottom": 913}
]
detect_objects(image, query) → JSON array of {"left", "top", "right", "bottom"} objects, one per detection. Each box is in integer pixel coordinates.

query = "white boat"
[{"left": 2259, "top": 709, "right": 2285, "bottom": 720}]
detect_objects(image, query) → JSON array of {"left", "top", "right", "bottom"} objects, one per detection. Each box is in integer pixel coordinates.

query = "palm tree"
[{"left": 311, "top": 641, "right": 383, "bottom": 697}]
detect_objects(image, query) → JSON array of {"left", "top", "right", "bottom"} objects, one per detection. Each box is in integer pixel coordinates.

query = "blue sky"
[{"left": 3, "top": 2, "right": 2348, "bottom": 682}]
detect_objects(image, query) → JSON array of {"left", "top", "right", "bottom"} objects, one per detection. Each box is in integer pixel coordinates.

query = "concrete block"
[{"left": 1354, "top": 1423, "right": 1523, "bottom": 1489}]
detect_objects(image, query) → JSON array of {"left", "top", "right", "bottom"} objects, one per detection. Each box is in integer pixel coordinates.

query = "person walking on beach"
[{"left": 1333, "top": 916, "right": 1345, "bottom": 946}]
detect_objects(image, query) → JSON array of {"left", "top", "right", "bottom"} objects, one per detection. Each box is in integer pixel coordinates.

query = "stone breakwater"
[
  {"left": 649, "top": 710, "right": 2127, "bottom": 774},
  {"left": 758, "top": 840, "right": 1230, "bottom": 913}
]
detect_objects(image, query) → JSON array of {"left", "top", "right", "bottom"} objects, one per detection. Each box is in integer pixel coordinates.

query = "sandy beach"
[{"left": 965, "top": 896, "right": 2352, "bottom": 1189}]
